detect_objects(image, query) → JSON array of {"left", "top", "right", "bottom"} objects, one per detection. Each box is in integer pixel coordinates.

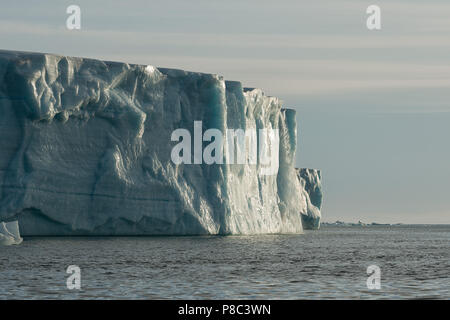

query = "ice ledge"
[{"left": 0, "top": 221, "right": 23, "bottom": 245}]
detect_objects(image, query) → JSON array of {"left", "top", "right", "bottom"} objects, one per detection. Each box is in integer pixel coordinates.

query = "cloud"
[
  {"left": 2, "top": 19, "right": 450, "bottom": 49},
  {"left": 1, "top": 1, "right": 449, "bottom": 101}
]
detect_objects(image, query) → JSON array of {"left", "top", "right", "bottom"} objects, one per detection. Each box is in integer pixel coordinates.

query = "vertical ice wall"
[{"left": 0, "top": 50, "right": 322, "bottom": 237}]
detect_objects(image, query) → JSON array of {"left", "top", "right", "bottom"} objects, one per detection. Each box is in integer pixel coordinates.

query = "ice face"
[
  {"left": 0, "top": 50, "right": 322, "bottom": 237},
  {"left": 297, "top": 169, "right": 323, "bottom": 230}
]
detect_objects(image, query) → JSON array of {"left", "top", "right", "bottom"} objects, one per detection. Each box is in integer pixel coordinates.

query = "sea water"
[{"left": 0, "top": 225, "right": 448, "bottom": 299}]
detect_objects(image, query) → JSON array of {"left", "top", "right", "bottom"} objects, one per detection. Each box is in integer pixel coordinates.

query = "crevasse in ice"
[{"left": 0, "top": 50, "right": 322, "bottom": 240}]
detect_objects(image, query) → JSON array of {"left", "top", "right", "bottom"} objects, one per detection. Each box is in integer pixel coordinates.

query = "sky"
[{"left": 1, "top": 0, "right": 449, "bottom": 223}]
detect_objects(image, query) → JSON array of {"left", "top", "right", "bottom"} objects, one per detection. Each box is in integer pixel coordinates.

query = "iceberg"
[{"left": 0, "top": 50, "right": 322, "bottom": 238}]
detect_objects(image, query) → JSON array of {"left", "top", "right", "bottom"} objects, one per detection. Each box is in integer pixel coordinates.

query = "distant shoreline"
[{"left": 320, "top": 221, "right": 450, "bottom": 227}]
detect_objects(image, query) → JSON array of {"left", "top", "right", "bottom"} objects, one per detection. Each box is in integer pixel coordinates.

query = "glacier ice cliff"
[{"left": 0, "top": 50, "right": 322, "bottom": 239}]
